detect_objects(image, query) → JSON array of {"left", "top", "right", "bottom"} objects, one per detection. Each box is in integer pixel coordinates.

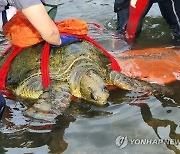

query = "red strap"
[
  {"left": 0, "top": 46, "right": 22, "bottom": 98},
  {"left": 40, "top": 35, "right": 121, "bottom": 89},
  {"left": 77, "top": 35, "right": 121, "bottom": 72},
  {"left": 0, "top": 45, "right": 13, "bottom": 57},
  {"left": 88, "top": 22, "right": 103, "bottom": 30},
  {"left": 83, "top": 23, "right": 120, "bottom": 71},
  {"left": 87, "top": 22, "right": 104, "bottom": 36},
  {"left": 41, "top": 42, "right": 50, "bottom": 88},
  {"left": 40, "top": 37, "right": 120, "bottom": 89},
  {"left": 0, "top": 43, "right": 51, "bottom": 97},
  {"left": 0, "top": 46, "right": 22, "bottom": 88},
  {"left": 0, "top": 87, "right": 16, "bottom": 98}
]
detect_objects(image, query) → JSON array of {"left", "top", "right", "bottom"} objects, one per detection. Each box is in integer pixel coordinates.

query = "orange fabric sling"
[{"left": 2, "top": 11, "right": 43, "bottom": 47}]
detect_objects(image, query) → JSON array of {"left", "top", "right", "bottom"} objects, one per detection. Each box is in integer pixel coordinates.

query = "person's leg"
[
  {"left": 158, "top": 0, "right": 180, "bottom": 38},
  {"left": 0, "top": 93, "right": 6, "bottom": 119},
  {"left": 126, "top": 0, "right": 153, "bottom": 42},
  {"left": 114, "top": 0, "right": 130, "bottom": 35}
]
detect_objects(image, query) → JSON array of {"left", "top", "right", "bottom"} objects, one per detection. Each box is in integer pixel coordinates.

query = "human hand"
[{"left": 51, "top": 34, "right": 82, "bottom": 48}]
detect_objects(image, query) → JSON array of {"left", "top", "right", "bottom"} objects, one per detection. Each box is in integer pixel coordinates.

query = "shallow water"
[{"left": 0, "top": 1, "right": 180, "bottom": 154}]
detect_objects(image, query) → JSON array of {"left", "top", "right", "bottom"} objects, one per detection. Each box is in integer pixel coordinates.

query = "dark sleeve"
[
  {"left": 9, "top": 0, "right": 43, "bottom": 10},
  {"left": 114, "top": 0, "right": 130, "bottom": 13}
]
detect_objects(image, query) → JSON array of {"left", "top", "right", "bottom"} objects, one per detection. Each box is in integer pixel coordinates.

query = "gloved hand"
[
  {"left": 0, "top": 93, "right": 6, "bottom": 120},
  {"left": 51, "top": 34, "right": 82, "bottom": 48}
]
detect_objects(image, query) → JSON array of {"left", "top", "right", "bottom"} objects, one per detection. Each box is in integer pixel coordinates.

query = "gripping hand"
[{"left": 51, "top": 34, "right": 82, "bottom": 48}]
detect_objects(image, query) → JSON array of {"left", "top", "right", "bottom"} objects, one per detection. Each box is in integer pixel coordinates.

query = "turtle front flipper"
[
  {"left": 108, "top": 71, "right": 173, "bottom": 95},
  {"left": 24, "top": 83, "right": 72, "bottom": 121}
]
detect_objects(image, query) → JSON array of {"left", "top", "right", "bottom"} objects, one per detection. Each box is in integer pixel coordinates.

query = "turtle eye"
[
  {"left": 88, "top": 87, "right": 95, "bottom": 100},
  {"left": 90, "top": 92, "right": 96, "bottom": 100},
  {"left": 103, "top": 86, "right": 108, "bottom": 92},
  {"left": 88, "top": 86, "right": 91, "bottom": 91}
]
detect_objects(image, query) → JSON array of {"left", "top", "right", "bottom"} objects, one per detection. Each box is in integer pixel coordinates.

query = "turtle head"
[{"left": 80, "top": 70, "right": 109, "bottom": 106}]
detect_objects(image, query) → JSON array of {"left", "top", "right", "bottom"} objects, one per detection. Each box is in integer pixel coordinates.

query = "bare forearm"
[
  {"left": 40, "top": 20, "right": 61, "bottom": 45},
  {"left": 22, "top": 4, "right": 61, "bottom": 45}
]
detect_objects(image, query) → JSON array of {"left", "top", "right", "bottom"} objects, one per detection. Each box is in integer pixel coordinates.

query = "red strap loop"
[
  {"left": 0, "top": 46, "right": 22, "bottom": 88},
  {"left": 41, "top": 42, "right": 50, "bottom": 88},
  {"left": 75, "top": 35, "right": 121, "bottom": 72},
  {"left": 0, "top": 43, "right": 51, "bottom": 97}
]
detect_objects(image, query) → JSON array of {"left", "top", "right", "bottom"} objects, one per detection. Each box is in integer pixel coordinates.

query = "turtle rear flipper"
[
  {"left": 24, "top": 83, "right": 72, "bottom": 121},
  {"left": 24, "top": 105, "right": 57, "bottom": 122}
]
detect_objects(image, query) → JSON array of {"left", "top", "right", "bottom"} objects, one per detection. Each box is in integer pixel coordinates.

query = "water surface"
[{"left": 0, "top": 1, "right": 179, "bottom": 154}]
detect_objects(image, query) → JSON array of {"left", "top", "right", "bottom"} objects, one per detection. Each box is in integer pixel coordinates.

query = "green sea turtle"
[{"left": 0, "top": 41, "right": 171, "bottom": 121}]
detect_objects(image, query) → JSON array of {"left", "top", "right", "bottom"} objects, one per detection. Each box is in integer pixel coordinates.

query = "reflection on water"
[
  {"left": 0, "top": 0, "right": 180, "bottom": 154},
  {"left": 0, "top": 84, "right": 179, "bottom": 154}
]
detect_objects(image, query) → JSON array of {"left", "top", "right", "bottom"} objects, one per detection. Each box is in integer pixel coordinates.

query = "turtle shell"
[{"left": 0, "top": 41, "right": 111, "bottom": 98}]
